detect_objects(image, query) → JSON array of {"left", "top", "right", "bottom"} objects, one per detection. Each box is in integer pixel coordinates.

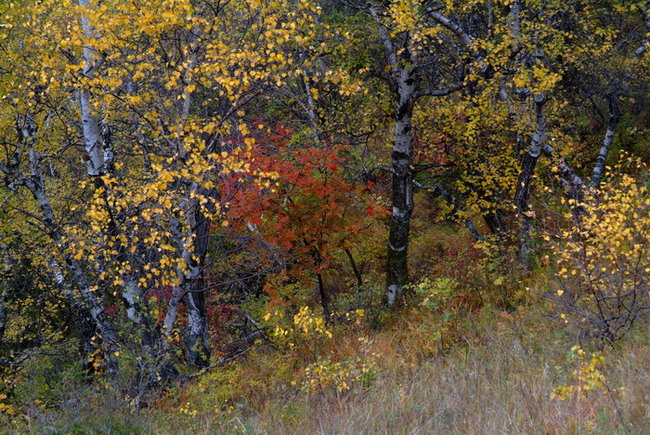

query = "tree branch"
[
  {"left": 417, "top": 82, "right": 464, "bottom": 98},
  {"left": 427, "top": 9, "right": 474, "bottom": 50}
]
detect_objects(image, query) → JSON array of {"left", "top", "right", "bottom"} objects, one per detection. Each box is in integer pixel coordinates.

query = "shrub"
[
  {"left": 301, "top": 355, "right": 378, "bottom": 396},
  {"left": 545, "top": 157, "right": 649, "bottom": 342},
  {"left": 551, "top": 345, "right": 607, "bottom": 401}
]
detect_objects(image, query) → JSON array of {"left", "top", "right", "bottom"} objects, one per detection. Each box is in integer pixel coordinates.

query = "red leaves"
[
  {"left": 224, "top": 126, "right": 378, "bottom": 280},
  {"left": 324, "top": 161, "right": 340, "bottom": 172}
]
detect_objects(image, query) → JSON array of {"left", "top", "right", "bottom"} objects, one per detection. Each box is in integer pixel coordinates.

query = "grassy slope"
[{"left": 14, "top": 303, "right": 649, "bottom": 434}]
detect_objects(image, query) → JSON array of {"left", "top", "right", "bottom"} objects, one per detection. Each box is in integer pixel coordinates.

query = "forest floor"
[{"left": 11, "top": 303, "right": 649, "bottom": 434}]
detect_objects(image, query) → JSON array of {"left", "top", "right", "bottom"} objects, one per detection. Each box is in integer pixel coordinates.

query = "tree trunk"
[
  {"left": 514, "top": 94, "right": 546, "bottom": 270},
  {"left": 163, "top": 283, "right": 184, "bottom": 339},
  {"left": 78, "top": 0, "right": 108, "bottom": 177},
  {"left": 316, "top": 272, "right": 331, "bottom": 322},
  {"left": 387, "top": 64, "right": 417, "bottom": 306},
  {"left": 483, "top": 211, "right": 505, "bottom": 235},
  {"left": 78, "top": 0, "right": 149, "bottom": 356},
  {"left": 344, "top": 248, "right": 363, "bottom": 288},
  {"left": 0, "top": 243, "right": 11, "bottom": 348},
  {"left": 78, "top": 0, "right": 147, "bottom": 331},
  {"left": 26, "top": 169, "right": 118, "bottom": 364},
  {"left": 15, "top": 118, "right": 119, "bottom": 362},
  {"left": 178, "top": 186, "right": 213, "bottom": 368},
  {"left": 0, "top": 286, "right": 7, "bottom": 349},
  {"left": 163, "top": 213, "right": 187, "bottom": 340},
  {"left": 299, "top": 54, "right": 321, "bottom": 144},
  {"left": 184, "top": 273, "right": 209, "bottom": 368},
  {"left": 590, "top": 95, "right": 620, "bottom": 188}
]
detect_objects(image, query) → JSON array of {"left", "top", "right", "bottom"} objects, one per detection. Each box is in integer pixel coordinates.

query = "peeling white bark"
[
  {"left": 168, "top": 185, "right": 211, "bottom": 365},
  {"left": 78, "top": 0, "right": 106, "bottom": 177},
  {"left": 386, "top": 54, "right": 416, "bottom": 304},
  {"left": 387, "top": 284, "right": 398, "bottom": 306},
  {"left": 0, "top": 244, "right": 10, "bottom": 347},
  {"left": 514, "top": 94, "right": 547, "bottom": 270},
  {"left": 25, "top": 145, "right": 117, "bottom": 349},
  {"left": 590, "top": 98, "right": 620, "bottom": 188}
]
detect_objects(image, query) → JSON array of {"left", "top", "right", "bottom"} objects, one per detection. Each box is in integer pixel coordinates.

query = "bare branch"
[{"left": 417, "top": 82, "right": 463, "bottom": 98}]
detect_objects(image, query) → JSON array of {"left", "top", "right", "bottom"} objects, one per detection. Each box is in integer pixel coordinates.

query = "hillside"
[{"left": 1, "top": 0, "right": 649, "bottom": 433}]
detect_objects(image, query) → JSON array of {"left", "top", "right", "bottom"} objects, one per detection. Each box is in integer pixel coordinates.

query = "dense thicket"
[{"left": 0, "top": 0, "right": 648, "bottom": 427}]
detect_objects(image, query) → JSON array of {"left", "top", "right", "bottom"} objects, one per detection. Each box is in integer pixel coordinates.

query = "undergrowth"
[{"left": 5, "top": 297, "right": 648, "bottom": 434}]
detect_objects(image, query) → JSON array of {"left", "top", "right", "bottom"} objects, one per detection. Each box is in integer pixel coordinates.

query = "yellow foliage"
[
  {"left": 551, "top": 345, "right": 607, "bottom": 401},
  {"left": 547, "top": 156, "right": 650, "bottom": 341}
]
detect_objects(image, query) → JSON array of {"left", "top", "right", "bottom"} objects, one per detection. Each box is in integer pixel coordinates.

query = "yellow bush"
[
  {"left": 546, "top": 157, "right": 650, "bottom": 341},
  {"left": 551, "top": 345, "right": 607, "bottom": 401},
  {"left": 301, "top": 355, "right": 378, "bottom": 395}
]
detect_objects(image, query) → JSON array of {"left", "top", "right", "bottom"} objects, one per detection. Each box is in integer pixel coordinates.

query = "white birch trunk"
[
  {"left": 78, "top": 0, "right": 106, "bottom": 177},
  {"left": 167, "top": 185, "right": 211, "bottom": 366},
  {"left": 25, "top": 146, "right": 118, "bottom": 351},
  {"left": 514, "top": 94, "right": 547, "bottom": 269},
  {"left": 0, "top": 244, "right": 9, "bottom": 348},
  {"left": 386, "top": 62, "right": 417, "bottom": 306},
  {"left": 590, "top": 97, "right": 620, "bottom": 188}
]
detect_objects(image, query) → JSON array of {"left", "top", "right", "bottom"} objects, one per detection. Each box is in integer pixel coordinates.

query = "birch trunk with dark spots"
[
  {"left": 183, "top": 200, "right": 211, "bottom": 368},
  {"left": 371, "top": 6, "right": 468, "bottom": 305},
  {"left": 1, "top": 116, "right": 120, "bottom": 366},
  {"left": 78, "top": 0, "right": 110, "bottom": 177},
  {"left": 542, "top": 143, "right": 585, "bottom": 216},
  {"left": 78, "top": 0, "right": 145, "bottom": 330},
  {"left": 0, "top": 260, "right": 8, "bottom": 348},
  {"left": 168, "top": 184, "right": 213, "bottom": 368},
  {"left": 387, "top": 63, "right": 417, "bottom": 305},
  {"left": 0, "top": 242, "right": 12, "bottom": 348},
  {"left": 590, "top": 96, "right": 620, "bottom": 188},
  {"left": 26, "top": 148, "right": 119, "bottom": 357},
  {"left": 514, "top": 94, "right": 546, "bottom": 270},
  {"left": 163, "top": 214, "right": 186, "bottom": 340}
]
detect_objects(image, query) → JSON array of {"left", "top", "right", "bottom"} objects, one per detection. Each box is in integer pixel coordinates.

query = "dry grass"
[
  {"left": 150, "top": 310, "right": 649, "bottom": 434},
  {"left": 12, "top": 308, "right": 650, "bottom": 434}
]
